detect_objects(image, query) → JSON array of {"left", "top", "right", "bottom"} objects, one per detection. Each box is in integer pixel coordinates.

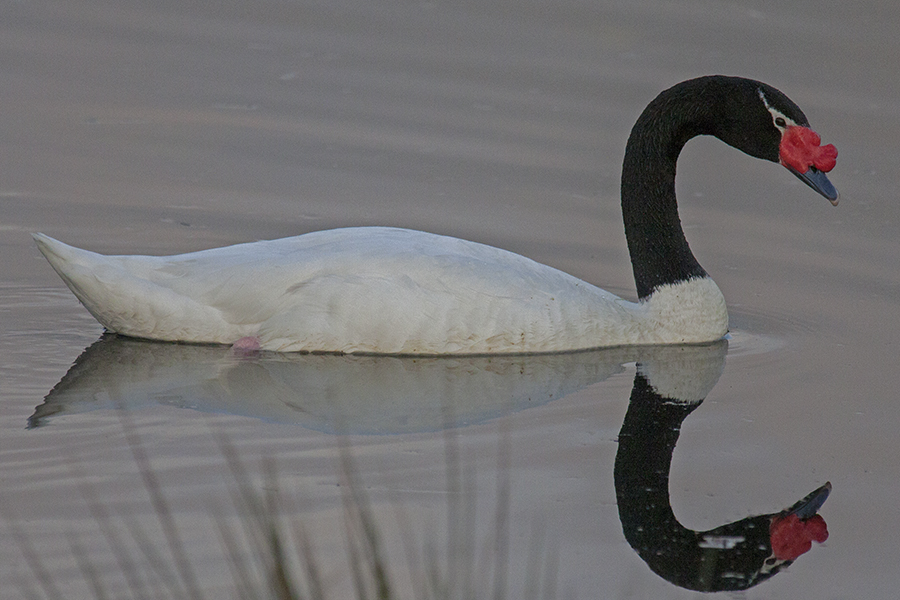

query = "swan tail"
[
  {"left": 32, "top": 233, "right": 241, "bottom": 343},
  {"left": 33, "top": 233, "right": 112, "bottom": 309}
]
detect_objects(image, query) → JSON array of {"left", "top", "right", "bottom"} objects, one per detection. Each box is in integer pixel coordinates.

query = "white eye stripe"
[{"left": 758, "top": 89, "right": 798, "bottom": 132}]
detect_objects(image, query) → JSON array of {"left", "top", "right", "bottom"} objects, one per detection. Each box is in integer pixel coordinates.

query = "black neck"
[
  {"left": 621, "top": 80, "right": 721, "bottom": 299},
  {"left": 614, "top": 371, "right": 784, "bottom": 592},
  {"left": 614, "top": 372, "right": 700, "bottom": 567}
]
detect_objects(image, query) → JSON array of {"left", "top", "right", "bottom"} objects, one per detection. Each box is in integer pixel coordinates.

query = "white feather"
[{"left": 32, "top": 227, "right": 727, "bottom": 354}]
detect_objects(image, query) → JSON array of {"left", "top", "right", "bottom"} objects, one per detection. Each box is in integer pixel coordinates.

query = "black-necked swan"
[{"left": 33, "top": 76, "right": 838, "bottom": 354}]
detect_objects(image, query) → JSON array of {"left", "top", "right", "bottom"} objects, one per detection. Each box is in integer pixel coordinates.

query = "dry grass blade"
[
  {"left": 261, "top": 459, "right": 304, "bottom": 600},
  {"left": 441, "top": 423, "right": 479, "bottom": 600},
  {"left": 5, "top": 418, "right": 563, "bottom": 600},
  {"left": 290, "top": 518, "right": 326, "bottom": 600},
  {"left": 116, "top": 408, "right": 206, "bottom": 600},
  {"left": 121, "top": 516, "right": 192, "bottom": 599},
  {"left": 212, "top": 504, "right": 261, "bottom": 600},
  {"left": 66, "top": 530, "right": 110, "bottom": 600},
  {"left": 492, "top": 431, "right": 512, "bottom": 600},
  {"left": 388, "top": 501, "right": 426, "bottom": 600},
  {"left": 338, "top": 440, "right": 394, "bottom": 600},
  {"left": 69, "top": 461, "right": 159, "bottom": 600},
  {"left": 0, "top": 499, "right": 65, "bottom": 600},
  {"left": 214, "top": 430, "right": 309, "bottom": 600}
]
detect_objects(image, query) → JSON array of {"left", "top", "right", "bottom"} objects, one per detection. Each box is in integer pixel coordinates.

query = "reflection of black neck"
[{"left": 614, "top": 372, "right": 782, "bottom": 592}]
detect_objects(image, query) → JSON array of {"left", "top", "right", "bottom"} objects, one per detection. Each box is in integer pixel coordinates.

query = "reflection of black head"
[{"left": 614, "top": 369, "right": 829, "bottom": 592}]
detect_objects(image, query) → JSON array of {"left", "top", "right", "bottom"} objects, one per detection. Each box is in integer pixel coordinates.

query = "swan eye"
[{"left": 758, "top": 89, "right": 795, "bottom": 131}]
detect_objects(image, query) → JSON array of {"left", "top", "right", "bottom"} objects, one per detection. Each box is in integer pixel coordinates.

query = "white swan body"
[
  {"left": 33, "top": 227, "right": 727, "bottom": 354},
  {"left": 33, "top": 76, "right": 838, "bottom": 354}
]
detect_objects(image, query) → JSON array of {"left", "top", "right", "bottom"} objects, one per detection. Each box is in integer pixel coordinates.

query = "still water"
[{"left": 2, "top": 1, "right": 899, "bottom": 598}]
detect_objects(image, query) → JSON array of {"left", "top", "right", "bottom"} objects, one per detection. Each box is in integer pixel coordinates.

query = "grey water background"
[{"left": 1, "top": 0, "right": 898, "bottom": 597}]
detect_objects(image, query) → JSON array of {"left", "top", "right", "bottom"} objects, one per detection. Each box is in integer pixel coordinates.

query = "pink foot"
[{"left": 231, "top": 336, "right": 262, "bottom": 354}]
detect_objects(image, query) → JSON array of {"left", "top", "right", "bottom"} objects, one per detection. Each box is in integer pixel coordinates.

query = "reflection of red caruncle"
[
  {"left": 769, "top": 513, "right": 830, "bottom": 561},
  {"left": 780, "top": 126, "right": 838, "bottom": 174}
]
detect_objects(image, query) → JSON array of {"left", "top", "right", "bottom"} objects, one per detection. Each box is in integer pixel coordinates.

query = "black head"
[
  {"left": 652, "top": 76, "right": 803, "bottom": 159},
  {"left": 715, "top": 77, "right": 808, "bottom": 159},
  {"left": 659, "top": 76, "right": 838, "bottom": 201}
]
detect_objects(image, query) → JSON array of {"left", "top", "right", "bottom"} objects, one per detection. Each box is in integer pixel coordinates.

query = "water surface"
[{"left": 2, "top": 1, "right": 899, "bottom": 598}]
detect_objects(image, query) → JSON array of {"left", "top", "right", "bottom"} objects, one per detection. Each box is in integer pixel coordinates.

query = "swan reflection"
[
  {"left": 32, "top": 335, "right": 829, "bottom": 592},
  {"left": 32, "top": 334, "right": 646, "bottom": 432},
  {"left": 615, "top": 347, "right": 830, "bottom": 591}
]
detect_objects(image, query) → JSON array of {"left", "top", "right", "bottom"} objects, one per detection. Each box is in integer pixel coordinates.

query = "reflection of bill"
[
  {"left": 770, "top": 485, "right": 830, "bottom": 561},
  {"left": 615, "top": 358, "right": 830, "bottom": 592}
]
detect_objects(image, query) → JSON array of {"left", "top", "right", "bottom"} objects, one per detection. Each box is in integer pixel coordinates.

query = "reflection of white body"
[
  {"left": 33, "top": 228, "right": 726, "bottom": 353},
  {"left": 33, "top": 339, "right": 726, "bottom": 433}
]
